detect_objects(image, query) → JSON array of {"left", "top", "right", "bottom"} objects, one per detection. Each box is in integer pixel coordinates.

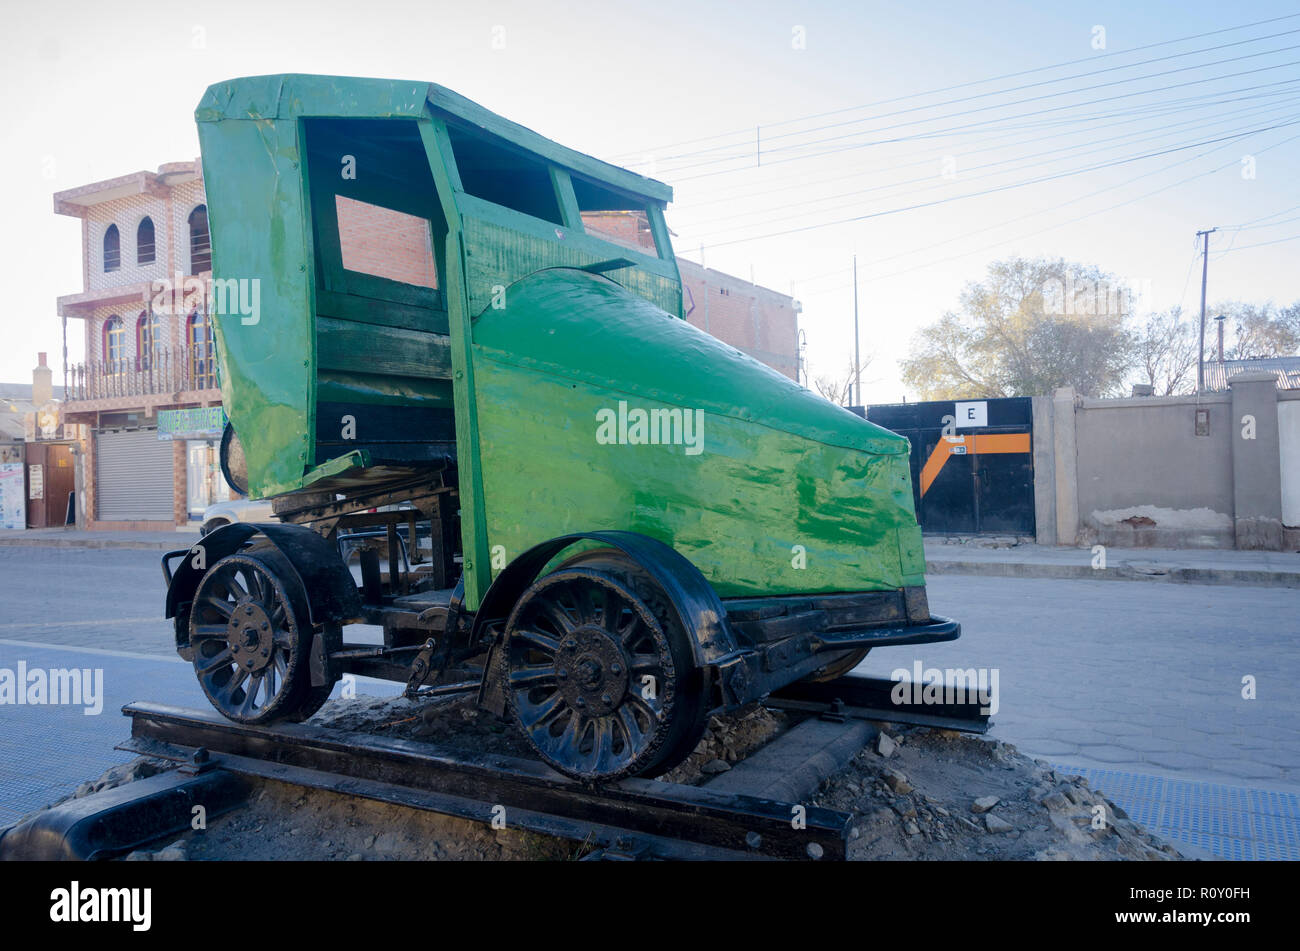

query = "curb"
[
  {"left": 2, "top": 538, "right": 1296, "bottom": 587},
  {"left": 925, "top": 559, "right": 1300, "bottom": 589},
  {"left": 0, "top": 538, "right": 196, "bottom": 551}
]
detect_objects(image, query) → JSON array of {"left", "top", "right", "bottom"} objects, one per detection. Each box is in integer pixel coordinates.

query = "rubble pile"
[
  {"left": 814, "top": 728, "right": 1183, "bottom": 861},
  {"left": 14, "top": 697, "right": 1187, "bottom": 861}
]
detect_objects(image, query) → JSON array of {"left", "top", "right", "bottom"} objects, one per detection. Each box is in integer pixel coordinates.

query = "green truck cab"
[{"left": 162, "top": 74, "right": 959, "bottom": 781}]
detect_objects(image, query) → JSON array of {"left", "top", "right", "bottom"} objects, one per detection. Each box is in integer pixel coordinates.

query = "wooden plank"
[
  {"left": 550, "top": 167, "right": 583, "bottom": 229},
  {"left": 315, "top": 288, "right": 448, "bottom": 335},
  {"left": 316, "top": 317, "right": 452, "bottom": 379},
  {"left": 459, "top": 210, "right": 682, "bottom": 319},
  {"left": 420, "top": 118, "right": 492, "bottom": 611}
]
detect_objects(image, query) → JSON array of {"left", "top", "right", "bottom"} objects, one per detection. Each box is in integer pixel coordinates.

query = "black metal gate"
[{"left": 862, "top": 398, "right": 1035, "bottom": 536}]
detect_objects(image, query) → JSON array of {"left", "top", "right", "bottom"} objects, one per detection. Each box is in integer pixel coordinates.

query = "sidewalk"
[
  {"left": 2, "top": 527, "right": 1297, "bottom": 587},
  {"left": 925, "top": 539, "right": 1300, "bottom": 588},
  {"left": 0, "top": 527, "right": 199, "bottom": 550}
]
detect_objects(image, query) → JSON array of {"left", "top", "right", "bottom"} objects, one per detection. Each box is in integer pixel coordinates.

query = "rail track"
[{"left": 0, "top": 674, "right": 990, "bottom": 862}]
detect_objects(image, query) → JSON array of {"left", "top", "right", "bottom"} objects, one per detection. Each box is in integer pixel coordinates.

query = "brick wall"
[
  {"left": 170, "top": 179, "right": 208, "bottom": 276},
  {"left": 336, "top": 196, "right": 438, "bottom": 287},
  {"left": 85, "top": 194, "right": 170, "bottom": 293},
  {"left": 81, "top": 433, "right": 96, "bottom": 526},
  {"left": 581, "top": 212, "right": 799, "bottom": 381},
  {"left": 677, "top": 261, "right": 798, "bottom": 380},
  {"left": 172, "top": 438, "right": 188, "bottom": 525}
]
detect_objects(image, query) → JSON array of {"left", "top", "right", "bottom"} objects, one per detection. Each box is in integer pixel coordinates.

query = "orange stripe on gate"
[
  {"left": 918, "top": 432, "right": 1030, "bottom": 497},
  {"left": 920, "top": 436, "right": 970, "bottom": 496}
]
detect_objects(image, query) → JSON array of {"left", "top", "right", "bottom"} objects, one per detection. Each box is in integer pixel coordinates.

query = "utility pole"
[
  {"left": 1196, "top": 227, "right": 1217, "bottom": 393},
  {"left": 852, "top": 255, "right": 861, "bottom": 406}
]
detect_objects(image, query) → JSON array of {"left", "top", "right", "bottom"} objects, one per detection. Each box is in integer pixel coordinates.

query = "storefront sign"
[
  {"left": 158, "top": 407, "right": 227, "bottom": 441},
  {"left": 0, "top": 464, "right": 24, "bottom": 529}
]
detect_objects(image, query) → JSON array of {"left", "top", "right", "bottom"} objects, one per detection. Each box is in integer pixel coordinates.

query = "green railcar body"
[{"left": 195, "top": 74, "right": 923, "bottom": 613}]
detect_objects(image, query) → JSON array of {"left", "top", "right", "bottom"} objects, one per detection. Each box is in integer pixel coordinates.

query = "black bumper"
[{"left": 808, "top": 614, "right": 961, "bottom": 651}]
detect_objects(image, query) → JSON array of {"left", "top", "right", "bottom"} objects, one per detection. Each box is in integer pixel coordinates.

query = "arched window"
[
  {"left": 136, "top": 217, "right": 155, "bottom": 265},
  {"left": 136, "top": 311, "right": 161, "bottom": 371},
  {"left": 103, "top": 224, "right": 120, "bottom": 272},
  {"left": 103, "top": 315, "right": 126, "bottom": 367},
  {"left": 188, "top": 310, "right": 216, "bottom": 389},
  {"left": 188, "top": 205, "right": 211, "bottom": 273}
]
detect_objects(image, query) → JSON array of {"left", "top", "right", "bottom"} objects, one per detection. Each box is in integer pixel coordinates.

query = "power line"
[
  {"left": 609, "top": 12, "right": 1300, "bottom": 160},
  {"left": 670, "top": 56, "right": 1300, "bottom": 181},
  {"left": 794, "top": 124, "right": 1300, "bottom": 295},
  {"left": 699, "top": 118, "right": 1300, "bottom": 250},
  {"left": 683, "top": 82, "right": 1300, "bottom": 213},
  {"left": 1218, "top": 231, "right": 1300, "bottom": 251},
  {"left": 644, "top": 28, "right": 1300, "bottom": 169},
  {"left": 684, "top": 96, "right": 1300, "bottom": 238},
  {"left": 1221, "top": 201, "right": 1300, "bottom": 229}
]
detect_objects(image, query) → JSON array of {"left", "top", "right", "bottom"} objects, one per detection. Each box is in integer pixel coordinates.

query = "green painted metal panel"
[
  {"left": 461, "top": 212, "right": 681, "bottom": 319},
  {"left": 471, "top": 268, "right": 924, "bottom": 597},
  {"left": 197, "top": 74, "right": 671, "bottom": 203},
  {"left": 196, "top": 111, "right": 315, "bottom": 500},
  {"left": 194, "top": 74, "right": 927, "bottom": 612}
]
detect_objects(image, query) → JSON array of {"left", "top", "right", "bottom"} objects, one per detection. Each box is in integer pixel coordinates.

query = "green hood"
[{"left": 470, "top": 268, "right": 924, "bottom": 598}]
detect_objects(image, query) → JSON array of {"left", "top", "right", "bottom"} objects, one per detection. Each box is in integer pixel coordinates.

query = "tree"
[
  {"left": 1133, "top": 307, "right": 1197, "bottom": 395},
  {"left": 1213, "top": 300, "right": 1300, "bottom": 359},
  {"left": 900, "top": 256, "right": 1133, "bottom": 399},
  {"left": 813, "top": 357, "right": 871, "bottom": 407}
]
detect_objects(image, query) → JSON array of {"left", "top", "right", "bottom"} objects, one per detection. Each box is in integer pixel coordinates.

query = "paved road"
[
  {"left": 868, "top": 575, "right": 1300, "bottom": 789},
  {"left": 0, "top": 546, "right": 1295, "bottom": 857}
]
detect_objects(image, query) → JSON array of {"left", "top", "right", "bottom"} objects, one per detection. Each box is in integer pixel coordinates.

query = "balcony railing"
[{"left": 67, "top": 345, "right": 220, "bottom": 401}]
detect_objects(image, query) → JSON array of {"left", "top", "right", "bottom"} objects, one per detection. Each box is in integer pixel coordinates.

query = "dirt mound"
[
  {"left": 814, "top": 727, "right": 1183, "bottom": 861},
  {"left": 15, "top": 694, "right": 1186, "bottom": 861}
]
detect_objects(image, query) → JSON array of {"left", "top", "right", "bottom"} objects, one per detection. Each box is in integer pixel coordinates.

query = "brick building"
[
  {"left": 54, "top": 166, "right": 799, "bottom": 530},
  {"left": 56, "top": 161, "right": 224, "bottom": 530},
  {"left": 580, "top": 211, "right": 800, "bottom": 380}
]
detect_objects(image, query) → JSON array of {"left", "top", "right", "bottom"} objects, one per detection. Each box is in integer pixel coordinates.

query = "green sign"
[{"left": 158, "top": 407, "right": 227, "bottom": 440}]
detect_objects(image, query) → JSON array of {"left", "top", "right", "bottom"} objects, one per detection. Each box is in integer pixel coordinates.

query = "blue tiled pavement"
[
  {"left": 2, "top": 640, "right": 1296, "bottom": 860},
  {"left": 0, "top": 640, "right": 400, "bottom": 827},
  {"left": 1054, "top": 763, "right": 1299, "bottom": 861}
]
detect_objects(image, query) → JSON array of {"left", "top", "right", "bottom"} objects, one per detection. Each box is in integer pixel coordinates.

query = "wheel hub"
[
  {"left": 555, "top": 625, "right": 629, "bottom": 717},
  {"left": 227, "top": 600, "right": 275, "bottom": 672}
]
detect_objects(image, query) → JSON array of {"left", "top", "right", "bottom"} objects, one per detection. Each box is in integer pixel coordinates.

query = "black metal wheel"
[
  {"left": 504, "top": 549, "right": 709, "bottom": 782},
  {"left": 808, "top": 648, "right": 870, "bottom": 682},
  {"left": 188, "top": 547, "right": 317, "bottom": 724}
]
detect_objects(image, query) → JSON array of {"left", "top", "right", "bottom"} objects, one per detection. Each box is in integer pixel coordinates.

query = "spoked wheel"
[
  {"left": 188, "top": 547, "right": 320, "bottom": 724},
  {"left": 808, "top": 648, "right": 870, "bottom": 682},
  {"left": 504, "top": 550, "right": 709, "bottom": 782}
]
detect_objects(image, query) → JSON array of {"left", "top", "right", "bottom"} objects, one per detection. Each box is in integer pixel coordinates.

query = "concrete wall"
[
  {"left": 1074, "top": 392, "right": 1234, "bottom": 548},
  {"left": 1280, "top": 395, "right": 1300, "bottom": 530},
  {"left": 1043, "top": 377, "right": 1297, "bottom": 550},
  {"left": 1031, "top": 396, "right": 1056, "bottom": 545}
]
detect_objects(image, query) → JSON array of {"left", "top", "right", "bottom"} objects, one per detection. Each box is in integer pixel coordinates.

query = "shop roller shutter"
[{"left": 96, "top": 429, "right": 174, "bottom": 521}]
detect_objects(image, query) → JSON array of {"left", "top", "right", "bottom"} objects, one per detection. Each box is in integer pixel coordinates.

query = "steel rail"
[
  {"left": 766, "top": 673, "right": 993, "bottom": 733},
  {"left": 121, "top": 702, "right": 851, "bottom": 861}
]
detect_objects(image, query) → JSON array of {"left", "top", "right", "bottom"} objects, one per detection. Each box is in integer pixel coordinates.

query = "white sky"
[{"left": 3, "top": 0, "right": 1298, "bottom": 402}]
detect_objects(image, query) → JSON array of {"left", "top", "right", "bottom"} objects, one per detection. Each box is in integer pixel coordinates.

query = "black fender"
[
  {"left": 164, "top": 522, "right": 362, "bottom": 653},
  {"left": 473, "top": 531, "right": 752, "bottom": 713}
]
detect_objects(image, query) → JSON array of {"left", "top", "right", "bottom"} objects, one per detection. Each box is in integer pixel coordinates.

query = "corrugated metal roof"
[{"left": 1201, "top": 356, "right": 1300, "bottom": 391}]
